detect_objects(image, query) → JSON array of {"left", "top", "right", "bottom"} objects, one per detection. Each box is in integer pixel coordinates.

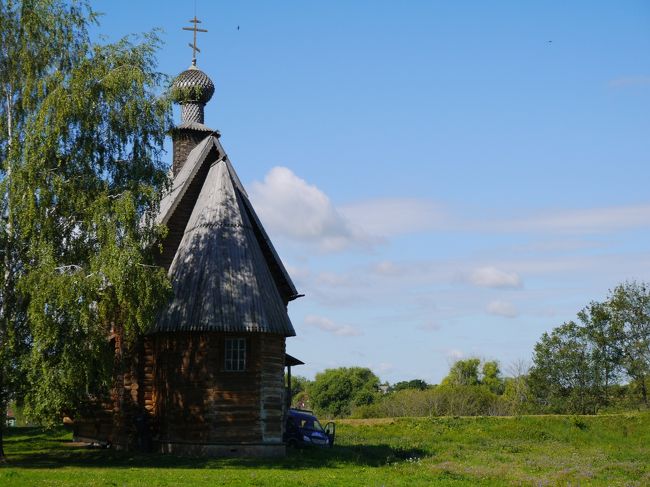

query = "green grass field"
[{"left": 1, "top": 413, "right": 648, "bottom": 486}]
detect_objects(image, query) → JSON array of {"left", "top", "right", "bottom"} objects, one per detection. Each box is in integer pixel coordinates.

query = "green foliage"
[
  {"left": 169, "top": 85, "right": 207, "bottom": 104},
  {"left": 441, "top": 358, "right": 481, "bottom": 387},
  {"left": 0, "top": 0, "right": 173, "bottom": 429},
  {"left": 501, "top": 375, "right": 532, "bottom": 414},
  {"left": 353, "top": 360, "right": 528, "bottom": 419},
  {"left": 441, "top": 358, "right": 504, "bottom": 394},
  {"left": 0, "top": 0, "right": 96, "bottom": 158},
  {"left": 607, "top": 281, "right": 650, "bottom": 405},
  {"left": 529, "top": 321, "right": 606, "bottom": 414},
  {"left": 286, "top": 374, "right": 310, "bottom": 395},
  {"left": 285, "top": 374, "right": 312, "bottom": 408},
  {"left": 578, "top": 300, "right": 622, "bottom": 405},
  {"left": 391, "top": 379, "right": 429, "bottom": 392},
  {"left": 353, "top": 385, "right": 508, "bottom": 418},
  {"left": 529, "top": 281, "right": 650, "bottom": 414},
  {"left": 308, "top": 367, "right": 380, "bottom": 417},
  {"left": 0, "top": 0, "right": 99, "bottom": 453},
  {"left": 481, "top": 361, "right": 505, "bottom": 395}
]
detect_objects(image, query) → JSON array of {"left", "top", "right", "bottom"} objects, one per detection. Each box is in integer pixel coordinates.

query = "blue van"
[{"left": 284, "top": 408, "right": 335, "bottom": 448}]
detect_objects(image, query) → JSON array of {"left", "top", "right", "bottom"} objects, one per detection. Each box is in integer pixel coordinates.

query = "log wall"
[
  {"left": 74, "top": 331, "right": 287, "bottom": 456},
  {"left": 150, "top": 331, "right": 286, "bottom": 449}
]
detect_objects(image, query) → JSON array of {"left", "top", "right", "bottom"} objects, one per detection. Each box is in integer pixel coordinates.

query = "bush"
[
  {"left": 309, "top": 367, "right": 380, "bottom": 417},
  {"left": 351, "top": 385, "right": 514, "bottom": 418}
]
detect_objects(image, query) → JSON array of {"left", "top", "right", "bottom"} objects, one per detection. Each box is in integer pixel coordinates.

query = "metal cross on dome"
[{"left": 183, "top": 16, "right": 208, "bottom": 66}]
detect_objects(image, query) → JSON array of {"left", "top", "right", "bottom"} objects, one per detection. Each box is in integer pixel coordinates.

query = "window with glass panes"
[{"left": 224, "top": 338, "right": 246, "bottom": 371}]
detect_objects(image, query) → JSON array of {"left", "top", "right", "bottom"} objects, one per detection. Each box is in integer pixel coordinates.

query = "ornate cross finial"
[{"left": 182, "top": 16, "right": 208, "bottom": 66}]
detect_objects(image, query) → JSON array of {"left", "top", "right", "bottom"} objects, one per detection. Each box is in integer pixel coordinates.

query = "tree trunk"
[
  {"left": 6, "top": 91, "right": 12, "bottom": 142},
  {"left": 0, "top": 413, "right": 5, "bottom": 462},
  {"left": 0, "top": 370, "right": 5, "bottom": 462},
  {"left": 1, "top": 89, "right": 12, "bottom": 463}
]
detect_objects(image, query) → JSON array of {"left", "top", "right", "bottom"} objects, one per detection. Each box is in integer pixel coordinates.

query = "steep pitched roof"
[
  {"left": 157, "top": 136, "right": 216, "bottom": 227},
  {"left": 155, "top": 134, "right": 297, "bottom": 336}
]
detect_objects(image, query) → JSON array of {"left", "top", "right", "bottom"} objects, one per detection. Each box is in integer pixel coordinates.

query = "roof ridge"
[{"left": 157, "top": 135, "right": 218, "bottom": 226}]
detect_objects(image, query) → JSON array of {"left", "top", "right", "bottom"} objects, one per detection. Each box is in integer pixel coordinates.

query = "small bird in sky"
[{"left": 237, "top": 25, "right": 240, "bottom": 31}]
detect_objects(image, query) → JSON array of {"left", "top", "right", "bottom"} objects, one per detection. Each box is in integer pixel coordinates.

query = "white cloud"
[
  {"left": 250, "top": 167, "right": 370, "bottom": 251},
  {"left": 340, "top": 198, "right": 447, "bottom": 237},
  {"left": 303, "top": 315, "right": 362, "bottom": 337},
  {"left": 250, "top": 168, "right": 450, "bottom": 251},
  {"left": 486, "top": 300, "right": 518, "bottom": 318},
  {"left": 468, "top": 266, "right": 522, "bottom": 289},
  {"left": 489, "top": 205, "right": 650, "bottom": 235},
  {"left": 251, "top": 168, "right": 650, "bottom": 257}
]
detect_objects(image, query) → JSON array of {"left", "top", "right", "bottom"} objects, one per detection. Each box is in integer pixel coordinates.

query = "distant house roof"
[{"left": 155, "top": 134, "right": 298, "bottom": 336}]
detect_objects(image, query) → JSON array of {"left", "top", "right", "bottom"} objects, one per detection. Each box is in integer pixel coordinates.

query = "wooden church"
[{"left": 73, "top": 20, "right": 302, "bottom": 457}]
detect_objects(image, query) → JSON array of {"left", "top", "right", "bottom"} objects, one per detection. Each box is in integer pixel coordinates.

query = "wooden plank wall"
[
  {"left": 258, "top": 336, "right": 286, "bottom": 443},
  {"left": 151, "top": 332, "right": 286, "bottom": 445},
  {"left": 71, "top": 400, "right": 113, "bottom": 443},
  {"left": 74, "top": 331, "right": 287, "bottom": 450}
]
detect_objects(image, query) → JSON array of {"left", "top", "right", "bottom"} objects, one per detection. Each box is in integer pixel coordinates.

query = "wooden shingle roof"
[{"left": 155, "top": 134, "right": 297, "bottom": 336}]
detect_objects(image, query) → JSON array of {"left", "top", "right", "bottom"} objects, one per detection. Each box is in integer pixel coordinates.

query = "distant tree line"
[
  {"left": 289, "top": 281, "right": 650, "bottom": 418},
  {"left": 289, "top": 358, "right": 530, "bottom": 419}
]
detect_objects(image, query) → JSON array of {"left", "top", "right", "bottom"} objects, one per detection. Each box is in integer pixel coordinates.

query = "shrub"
[{"left": 351, "top": 385, "right": 510, "bottom": 418}]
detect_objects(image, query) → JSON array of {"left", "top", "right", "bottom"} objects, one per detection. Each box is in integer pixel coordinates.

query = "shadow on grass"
[{"left": 1, "top": 427, "right": 426, "bottom": 470}]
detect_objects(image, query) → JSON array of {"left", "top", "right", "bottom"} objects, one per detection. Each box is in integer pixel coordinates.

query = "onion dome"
[
  {"left": 171, "top": 65, "right": 215, "bottom": 124},
  {"left": 172, "top": 65, "right": 215, "bottom": 104}
]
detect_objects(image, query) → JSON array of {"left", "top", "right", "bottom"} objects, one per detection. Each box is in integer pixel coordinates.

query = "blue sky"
[{"left": 94, "top": 1, "right": 650, "bottom": 383}]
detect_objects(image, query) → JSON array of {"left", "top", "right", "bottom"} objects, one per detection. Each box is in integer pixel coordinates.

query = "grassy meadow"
[{"left": 1, "top": 412, "right": 648, "bottom": 486}]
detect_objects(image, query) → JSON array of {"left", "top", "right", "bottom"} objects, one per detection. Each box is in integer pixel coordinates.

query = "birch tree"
[
  {"left": 0, "top": 0, "right": 172, "bottom": 458},
  {"left": 0, "top": 0, "right": 94, "bottom": 460}
]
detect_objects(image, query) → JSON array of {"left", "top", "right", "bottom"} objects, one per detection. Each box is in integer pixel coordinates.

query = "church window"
[{"left": 225, "top": 337, "right": 246, "bottom": 371}]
